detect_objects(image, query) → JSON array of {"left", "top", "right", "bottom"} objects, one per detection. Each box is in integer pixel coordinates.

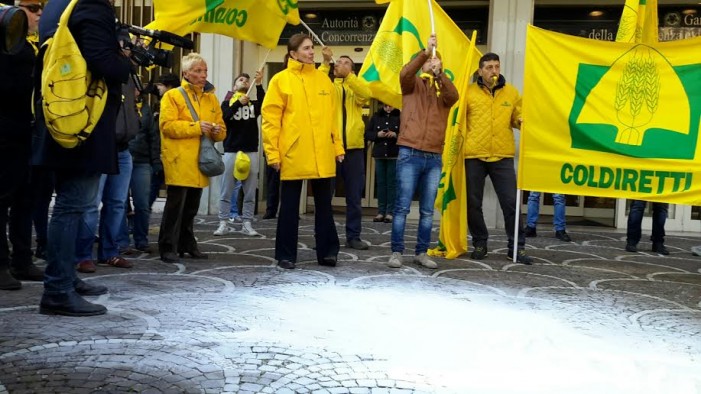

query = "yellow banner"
[
  {"left": 358, "top": 0, "right": 480, "bottom": 109},
  {"left": 616, "top": 0, "right": 658, "bottom": 44},
  {"left": 519, "top": 26, "right": 701, "bottom": 205},
  {"left": 146, "top": 0, "right": 300, "bottom": 49}
]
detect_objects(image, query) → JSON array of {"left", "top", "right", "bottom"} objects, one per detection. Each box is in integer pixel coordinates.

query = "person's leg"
[
  {"left": 526, "top": 192, "right": 541, "bottom": 229},
  {"left": 74, "top": 176, "right": 105, "bottom": 267},
  {"left": 130, "top": 163, "right": 152, "bottom": 250},
  {"left": 264, "top": 159, "right": 280, "bottom": 218},
  {"left": 415, "top": 152, "right": 442, "bottom": 256},
  {"left": 311, "top": 177, "right": 340, "bottom": 263},
  {"left": 552, "top": 193, "right": 567, "bottom": 231},
  {"left": 0, "top": 204, "right": 19, "bottom": 290},
  {"left": 97, "top": 150, "right": 133, "bottom": 261},
  {"left": 386, "top": 159, "right": 397, "bottom": 220},
  {"left": 218, "top": 152, "right": 236, "bottom": 221},
  {"left": 230, "top": 180, "right": 242, "bottom": 219},
  {"left": 44, "top": 170, "right": 101, "bottom": 293},
  {"left": 275, "top": 180, "right": 302, "bottom": 265},
  {"left": 31, "top": 167, "right": 54, "bottom": 258},
  {"left": 158, "top": 185, "right": 188, "bottom": 257},
  {"left": 340, "top": 149, "right": 365, "bottom": 243},
  {"left": 626, "top": 199, "right": 645, "bottom": 248},
  {"left": 375, "top": 158, "right": 387, "bottom": 216},
  {"left": 178, "top": 187, "right": 204, "bottom": 254},
  {"left": 465, "top": 159, "right": 489, "bottom": 248},
  {"left": 488, "top": 158, "right": 525, "bottom": 250},
  {"left": 8, "top": 170, "right": 36, "bottom": 272},
  {"left": 650, "top": 202, "right": 669, "bottom": 244},
  {"left": 391, "top": 147, "right": 421, "bottom": 254},
  {"left": 241, "top": 152, "right": 260, "bottom": 221},
  {"left": 148, "top": 168, "right": 164, "bottom": 209}
]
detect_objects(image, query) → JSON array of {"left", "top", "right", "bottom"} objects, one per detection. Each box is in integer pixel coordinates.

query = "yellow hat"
[{"left": 233, "top": 151, "right": 250, "bottom": 180}]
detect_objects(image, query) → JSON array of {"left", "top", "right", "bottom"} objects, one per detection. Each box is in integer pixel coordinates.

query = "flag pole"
[
  {"left": 513, "top": 189, "right": 521, "bottom": 263},
  {"left": 246, "top": 48, "right": 272, "bottom": 97},
  {"left": 427, "top": 0, "right": 436, "bottom": 58},
  {"left": 299, "top": 19, "right": 335, "bottom": 62}
]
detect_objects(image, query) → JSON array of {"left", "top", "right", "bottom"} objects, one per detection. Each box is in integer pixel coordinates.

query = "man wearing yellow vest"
[
  {"left": 464, "top": 53, "right": 532, "bottom": 265},
  {"left": 321, "top": 49, "right": 372, "bottom": 250}
]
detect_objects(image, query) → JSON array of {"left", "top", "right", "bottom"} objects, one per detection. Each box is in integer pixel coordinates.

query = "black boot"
[
  {"left": 34, "top": 244, "right": 47, "bottom": 260},
  {"left": 0, "top": 268, "right": 21, "bottom": 290},
  {"left": 39, "top": 291, "right": 107, "bottom": 316},
  {"left": 10, "top": 263, "right": 45, "bottom": 281},
  {"left": 74, "top": 278, "right": 108, "bottom": 296},
  {"left": 652, "top": 242, "right": 669, "bottom": 255}
]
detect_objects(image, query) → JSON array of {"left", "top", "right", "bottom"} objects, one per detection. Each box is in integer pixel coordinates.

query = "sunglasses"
[{"left": 20, "top": 3, "right": 43, "bottom": 13}]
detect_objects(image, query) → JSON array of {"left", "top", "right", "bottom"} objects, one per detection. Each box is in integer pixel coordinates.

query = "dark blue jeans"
[
  {"left": 336, "top": 149, "right": 365, "bottom": 242},
  {"left": 44, "top": 170, "right": 101, "bottom": 294},
  {"left": 626, "top": 200, "right": 668, "bottom": 244},
  {"left": 391, "top": 147, "right": 442, "bottom": 255},
  {"left": 130, "top": 162, "right": 152, "bottom": 248}
]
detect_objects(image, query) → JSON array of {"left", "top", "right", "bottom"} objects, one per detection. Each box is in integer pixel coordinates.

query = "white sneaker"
[
  {"left": 414, "top": 253, "right": 437, "bottom": 269},
  {"left": 387, "top": 252, "right": 403, "bottom": 268},
  {"left": 213, "top": 220, "right": 229, "bottom": 236},
  {"left": 240, "top": 221, "right": 260, "bottom": 236}
]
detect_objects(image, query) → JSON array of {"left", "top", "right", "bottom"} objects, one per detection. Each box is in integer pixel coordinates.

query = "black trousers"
[
  {"left": 465, "top": 158, "right": 525, "bottom": 250},
  {"left": 275, "top": 178, "right": 339, "bottom": 263},
  {"left": 158, "top": 185, "right": 203, "bottom": 255},
  {"left": 264, "top": 159, "right": 280, "bottom": 216},
  {"left": 0, "top": 148, "right": 33, "bottom": 269}
]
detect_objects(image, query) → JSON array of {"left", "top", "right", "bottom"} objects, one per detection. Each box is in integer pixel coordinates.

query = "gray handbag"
[{"left": 178, "top": 87, "right": 225, "bottom": 177}]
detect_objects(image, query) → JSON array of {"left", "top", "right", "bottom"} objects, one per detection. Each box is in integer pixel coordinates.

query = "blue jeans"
[
  {"left": 75, "top": 150, "right": 133, "bottom": 261},
  {"left": 375, "top": 158, "right": 397, "bottom": 216},
  {"left": 391, "top": 147, "right": 442, "bottom": 255},
  {"left": 627, "top": 200, "right": 668, "bottom": 244},
  {"left": 526, "top": 192, "right": 566, "bottom": 231},
  {"left": 44, "top": 170, "right": 101, "bottom": 294},
  {"left": 130, "top": 163, "right": 152, "bottom": 248}
]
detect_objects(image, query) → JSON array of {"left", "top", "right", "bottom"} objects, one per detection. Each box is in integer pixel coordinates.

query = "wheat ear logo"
[{"left": 568, "top": 44, "right": 701, "bottom": 159}]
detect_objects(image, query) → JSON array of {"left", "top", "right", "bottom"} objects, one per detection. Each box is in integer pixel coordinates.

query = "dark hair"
[
  {"left": 157, "top": 73, "right": 180, "bottom": 88},
  {"left": 479, "top": 52, "right": 500, "bottom": 69},
  {"left": 235, "top": 73, "right": 250, "bottom": 80},
  {"left": 283, "top": 33, "right": 313, "bottom": 68},
  {"left": 338, "top": 55, "right": 354, "bottom": 67}
]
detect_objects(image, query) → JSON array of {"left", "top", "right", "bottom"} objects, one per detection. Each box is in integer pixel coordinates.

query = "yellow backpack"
[{"left": 40, "top": 0, "right": 108, "bottom": 148}]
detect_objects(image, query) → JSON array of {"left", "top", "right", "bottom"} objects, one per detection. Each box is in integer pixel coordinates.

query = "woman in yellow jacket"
[
  {"left": 158, "top": 53, "right": 226, "bottom": 263},
  {"left": 262, "top": 33, "right": 345, "bottom": 270}
]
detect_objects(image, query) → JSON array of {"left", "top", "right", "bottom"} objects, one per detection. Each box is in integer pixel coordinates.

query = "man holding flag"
[
  {"left": 388, "top": 34, "right": 458, "bottom": 269},
  {"left": 464, "top": 53, "right": 532, "bottom": 265}
]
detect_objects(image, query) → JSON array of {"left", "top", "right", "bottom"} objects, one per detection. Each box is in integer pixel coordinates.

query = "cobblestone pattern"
[{"left": 1, "top": 216, "right": 701, "bottom": 393}]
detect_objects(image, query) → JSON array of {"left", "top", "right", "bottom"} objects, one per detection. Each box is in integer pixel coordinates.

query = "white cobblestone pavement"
[{"left": 1, "top": 215, "right": 701, "bottom": 393}]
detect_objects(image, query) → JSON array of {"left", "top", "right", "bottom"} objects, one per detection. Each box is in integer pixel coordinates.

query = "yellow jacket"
[
  {"left": 262, "top": 58, "right": 344, "bottom": 181},
  {"left": 319, "top": 63, "right": 371, "bottom": 150},
  {"left": 464, "top": 78, "right": 522, "bottom": 159},
  {"left": 160, "top": 80, "right": 226, "bottom": 188}
]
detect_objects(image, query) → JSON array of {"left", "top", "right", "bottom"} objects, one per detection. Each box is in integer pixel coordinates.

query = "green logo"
[{"left": 568, "top": 44, "right": 701, "bottom": 159}]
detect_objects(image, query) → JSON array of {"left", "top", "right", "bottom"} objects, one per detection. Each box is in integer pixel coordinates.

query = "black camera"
[
  {"left": 0, "top": 4, "right": 28, "bottom": 54},
  {"left": 117, "top": 22, "right": 194, "bottom": 68}
]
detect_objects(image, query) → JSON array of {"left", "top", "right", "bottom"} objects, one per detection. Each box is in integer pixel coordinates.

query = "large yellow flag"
[
  {"left": 616, "top": 0, "right": 658, "bottom": 44},
  {"left": 428, "top": 31, "right": 480, "bottom": 259},
  {"left": 358, "top": 0, "right": 481, "bottom": 110},
  {"left": 519, "top": 25, "right": 701, "bottom": 205},
  {"left": 145, "top": 0, "right": 300, "bottom": 49}
]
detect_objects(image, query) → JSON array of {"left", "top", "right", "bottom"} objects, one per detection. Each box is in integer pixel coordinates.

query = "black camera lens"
[{"left": 0, "top": 5, "right": 28, "bottom": 55}]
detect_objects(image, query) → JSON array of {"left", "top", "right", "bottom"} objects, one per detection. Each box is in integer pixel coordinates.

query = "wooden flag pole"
[
  {"left": 246, "top": 48, "right": 272, "bottom": 97},
  {"left": 428, "top": 0, "right": 436, "bottom": 57},
  {"left": 300, "top": 19, "right": 335, "bottom": 63}
]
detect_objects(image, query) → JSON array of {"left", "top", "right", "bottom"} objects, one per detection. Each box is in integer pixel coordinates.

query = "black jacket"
[
  {"left": 221, "top": 85, "right": 265, "bottom": 153},
  {"left": 128, "top": 101, "right": 160, "bottom": 166},
  {"left": 365, "top": 107, "right": 400, "bottom": 158},
  {"left": 32, "top": 0, "right": 132, "bottom": 174},
  {"left": 0, "top": 39, "right": 35, "bottom": 150}
]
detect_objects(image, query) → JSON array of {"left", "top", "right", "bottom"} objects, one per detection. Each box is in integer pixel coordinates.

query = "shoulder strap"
[{"left": 178, "top": 86, "right": 199, "bottom": 122}]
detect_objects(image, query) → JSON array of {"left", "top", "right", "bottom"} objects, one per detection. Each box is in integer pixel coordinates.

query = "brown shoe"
[
  {"left": 76, "top": 260, "right": 96, "bottom": 273},
  {"left": 102, "top": 256, "right": 133, "bottom": 269}
]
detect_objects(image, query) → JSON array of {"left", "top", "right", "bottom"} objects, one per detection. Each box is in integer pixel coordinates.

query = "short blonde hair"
[{"left": 181, "top": 53, "right": 207, "bottom": 73}]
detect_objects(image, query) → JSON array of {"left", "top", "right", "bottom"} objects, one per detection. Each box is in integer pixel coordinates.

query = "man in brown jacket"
[{"left": 388, "top": 34, "right": 459, "bottom": 269}]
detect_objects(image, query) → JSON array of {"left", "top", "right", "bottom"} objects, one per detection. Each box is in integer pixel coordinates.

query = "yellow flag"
[
  {"left": 616, "top": 0, "right": 658, "bottom": 44},
  {"left": 146, "top": 0, "right": 300, "bottom": 49},
  {"left": 358, "top": 0, "right": 481, "bottom": 110},
  {"left": 519, "top": 25, "right": 701, "bottom": 205},
  {"left": 428, "top": 30, "right": 480, "bottom": 260}
]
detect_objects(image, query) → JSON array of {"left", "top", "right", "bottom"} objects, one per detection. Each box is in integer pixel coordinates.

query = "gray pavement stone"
[{"left": 1, "top": 215, "right": 701, "bottom": 393}]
